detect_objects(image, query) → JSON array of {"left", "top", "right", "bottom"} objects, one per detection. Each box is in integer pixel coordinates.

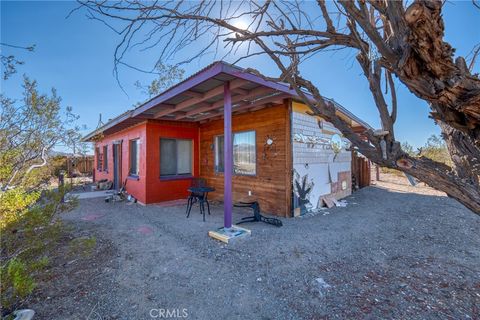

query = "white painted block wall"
[{"left": 292, "top": 111, "right": 352, "bottom": 214}]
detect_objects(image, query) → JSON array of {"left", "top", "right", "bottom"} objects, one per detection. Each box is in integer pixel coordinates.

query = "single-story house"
[{"left": 83, "top": 61, "right": 371, "bottom": 221}]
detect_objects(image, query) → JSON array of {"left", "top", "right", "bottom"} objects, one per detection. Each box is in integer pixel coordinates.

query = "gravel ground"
[{"left": 27, "top": 177, "right": 480, "bottom": 319}]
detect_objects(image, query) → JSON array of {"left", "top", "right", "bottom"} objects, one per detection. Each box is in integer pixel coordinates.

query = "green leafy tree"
[
  {"left": 0, "top": 76, "right": 87, "bottom": 190},
  {"left": 0, "top": 76, "right": 90, "bottom": 313}
]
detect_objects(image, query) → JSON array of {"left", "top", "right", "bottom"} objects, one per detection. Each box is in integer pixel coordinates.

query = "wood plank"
[
  {"left": 184, "top": 90, "right": 204, "bottom": 98},
  {"left": 154, "top": 78, "right": 249, "bottom": 119},
  {"left": 175, "top": 87, "right": 275, "bottom": 120},
  {"left": 199, "top": 103, "right": 290, "bottom": 217},
  {"left": 192, "top": 93, "right": 288, "bottom": 122}
]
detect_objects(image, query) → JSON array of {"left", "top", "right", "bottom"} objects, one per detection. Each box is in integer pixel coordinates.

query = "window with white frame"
[
  {"left": 160, "top": 138, "right": 193, "bottom": 177},
  {"left": 129, "top": 139, "right": 140, "bottom": 176},
  {"left": 214, "top": 130, "right": 256, "bottom": 176}
]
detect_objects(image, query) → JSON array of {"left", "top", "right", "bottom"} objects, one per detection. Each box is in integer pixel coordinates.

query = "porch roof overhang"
[{"left": 83, "top": 61, "right": 372, "bottom": 142}]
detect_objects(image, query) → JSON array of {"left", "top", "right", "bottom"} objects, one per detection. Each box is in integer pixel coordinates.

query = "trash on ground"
[
  {"left": 315, "top": 277, "right": 331, "bottom": 297},
  {"left": 12, "top": 309, "right": 35, "bottom": 320},
  {"left": 334, "top": 199, "right": 348, "bottom": 207}
]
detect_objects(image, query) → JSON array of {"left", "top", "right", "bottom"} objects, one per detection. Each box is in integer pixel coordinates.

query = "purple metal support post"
[{"left": 223, "top": 82, "right": 233, "bottom": 229}]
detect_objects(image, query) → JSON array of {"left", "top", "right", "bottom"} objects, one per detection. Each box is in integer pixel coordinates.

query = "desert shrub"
[
  {"left": 1, "top": 73, "right": 92, "bottom": 316},
  {"left": 0, "top": 186, "right": 78, "bottom": 313},
  {"left": 4, "top": 259, "right": 36, "bottom": 300},
  {"left": 380, "top": 135, "right": 451, "bottom": 178},
  {"left": 420, "top": 135, "right": 452, "bottom": 166},
  {"left": 379, "top": 167, "right": 405, "bottom": 176},
  {"left": 69, "top": 237, "right": 97, "bottom": 257}
]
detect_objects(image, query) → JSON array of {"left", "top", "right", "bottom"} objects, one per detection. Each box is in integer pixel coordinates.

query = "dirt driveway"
[{"left": 28, "top": 179, "right": 480, "bottom": 319}]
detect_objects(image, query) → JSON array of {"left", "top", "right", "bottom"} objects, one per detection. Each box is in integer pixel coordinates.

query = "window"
[
  {"left": 214, "top": 136, "right": 224, "bottom": 173},
  {"left": 96, "top": 147, "right": 102, "bottom": 171},
  {"left": 214, "top": 131, "right": 256, "bottom": 176},
  {"left": 129, "top": 139, "right": 140, "bottom": 176},
  {"left": 160, "top": 138, "right": 193, "bottom": 177},
  {"left": 103, "top": 145, "right": 108, "bottom": 171},
  {"left": 234, "top": 131, "right": 256, "bottom": 175}
]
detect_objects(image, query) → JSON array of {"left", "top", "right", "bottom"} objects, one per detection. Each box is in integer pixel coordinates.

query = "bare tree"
[
  {"left": 0, "top": 43, "right": 35, "bottom": 80},
  {"left": 77, "top": 0, "right": 480, "bottom": 214},
  {"left": 134, "top": 63, "right": 184, "bottom": 98},
  {"left": 134, "top": 63, "right": 184, "bottom": 104}
]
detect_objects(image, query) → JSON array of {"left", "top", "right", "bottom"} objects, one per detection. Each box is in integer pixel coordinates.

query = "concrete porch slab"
[{"left": 67, "top": 190, "right": 114, "bottom": 200}]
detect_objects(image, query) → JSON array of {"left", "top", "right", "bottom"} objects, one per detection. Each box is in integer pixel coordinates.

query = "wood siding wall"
[
  {"left": 199, "top": 102, "right": 292, "bottom": 217},
  {"left": 351, "top": 151, "right": 371, "bottom": 189},
  {"left": 66, "top": 156, "right": 94, "bottom": 176}
]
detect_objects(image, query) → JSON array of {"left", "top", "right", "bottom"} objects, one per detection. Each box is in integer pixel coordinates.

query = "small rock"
[
  {"left": 12, "top": 309, "right": 35, "bottom": 320},
  {"left": 315, "top": 277, "right": 331, "bottom": 297}
]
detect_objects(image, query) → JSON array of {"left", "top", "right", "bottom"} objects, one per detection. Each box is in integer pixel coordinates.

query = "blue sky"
[{"left": 1, "top": 1, "right": 479, "bottom": 149}]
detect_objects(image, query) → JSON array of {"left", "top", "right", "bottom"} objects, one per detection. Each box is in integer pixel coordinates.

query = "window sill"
[
  {"left": 160, "top": 175, "right": 193, "bottom": 181},
  {"left": 127, "top": 175, "right": 140, "bottom": 181}
]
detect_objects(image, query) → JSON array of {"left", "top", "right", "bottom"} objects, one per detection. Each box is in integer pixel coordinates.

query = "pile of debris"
[
  {"left": 321, "top": 195, "right": 348, "bottom": 208},
  {"left": 93, "top": 179, "right": 112, "bottom": 191},
  {"left": 103, "top": 179, "right": 137, "bottom": 205}
]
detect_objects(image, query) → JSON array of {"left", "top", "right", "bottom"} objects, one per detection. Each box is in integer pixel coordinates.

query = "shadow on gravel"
[{"left": 25, "top": 186, "right": 480, "bottom": 319}]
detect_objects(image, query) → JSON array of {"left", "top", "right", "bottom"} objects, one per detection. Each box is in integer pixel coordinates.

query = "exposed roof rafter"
[
  {"left": 174, "top": 87, "right": 275, "bottom": 120},
  {"left": 153, "top": 78, "right": 249, "bottom": 119}
]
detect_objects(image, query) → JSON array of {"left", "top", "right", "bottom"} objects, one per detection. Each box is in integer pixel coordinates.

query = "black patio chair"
[
  {"left": 234, "top": 201, "right": 283, "bottom": 227},
  {"left": 186, "top": 178, "right": 211, "bottom": 221}
]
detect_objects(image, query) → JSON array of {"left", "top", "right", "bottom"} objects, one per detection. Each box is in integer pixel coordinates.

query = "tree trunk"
[
  {"left": 399, "top": 1, "right": 480, "bottom": 140},
  {"left": 401, "top": 156, "right": 480, "bottom": 214}
]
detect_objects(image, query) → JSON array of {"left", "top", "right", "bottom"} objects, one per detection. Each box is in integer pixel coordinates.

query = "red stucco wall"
[
  {"left": 94, "top": 120, "right": 199, "bottom": 205},
  {"left": 144, "top": 121, "right": 199, "bottom": 203},
  {"left": 94, "top": 123, "right": 147, "bottom": 204}
]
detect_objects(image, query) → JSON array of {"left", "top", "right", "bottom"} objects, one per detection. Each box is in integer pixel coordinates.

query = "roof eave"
[
  {"left": 220, "top": 63, "right": 372, "bottom": 131},
  {"left": 82, "top": 110, "right": 133, "bottom": 142},
  {"left": 82, "top": 61, "right": 372, "bottom": 140}
]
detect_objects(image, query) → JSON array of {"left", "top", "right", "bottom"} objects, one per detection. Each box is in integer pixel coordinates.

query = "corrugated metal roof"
[{"left": 83, "top": 61, "right": 371, "bottom": 141}]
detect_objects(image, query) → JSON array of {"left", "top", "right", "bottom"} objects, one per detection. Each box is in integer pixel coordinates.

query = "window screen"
[
  {"left": 103, "top": 145, "right": 108, "bottom": 171},
  {"left": 129, "top": 139, "right": 139, "bottom": 175},
  {"left": 214, "top": 131, "right": 256, "bottom": 175},
  {"left": 233, "top": 131, "right": 256, "bottom": 175},
  {"left": 160, "top": 138, "right": 192, "bottom": 177},
  {"left": 214, "top": 136, "right": 224, "bottom": 173}
]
